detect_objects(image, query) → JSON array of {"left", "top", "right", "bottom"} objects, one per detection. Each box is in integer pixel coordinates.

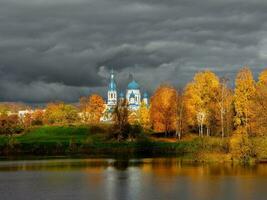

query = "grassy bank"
[
  {"left": 0, "top": 125, "right": 202, "bottom": 158},
  {"left": 0, "top": 125, "right": 266, "bottom": 163}
]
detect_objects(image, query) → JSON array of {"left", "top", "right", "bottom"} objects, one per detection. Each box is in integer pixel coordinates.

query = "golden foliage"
[
  {"left": 233, "top": 67, "right": 256, "bottom": 134},
  {"left": 88, "top": 94, "right": 105, "bottom": 124},
  {"left": 0, "top": 114, "right": 21, "bottom": 135},
  {"left": 184, "top": 71, "right": 220, "bottom": 136},
  {"left": 229, "top": 128, "right": 252, "bottom": 162},
  {"left": 250, "top": 68, "right": 267, "bottom": 136},
  {"left": 79, "top": 94, "right": 105, "bottom": 124},
  {"left": 258, "top": 68, "right": 267, "bottom": 85},
  {"left": 138, "top": 101, "right": 150, "bottom": 129},
  {"left": 31, "top": 109, "right": 45, "bottom": 125},
  {"left": 128, "top": 111, "right": 139, "bottom": 125},
  {"left": 150, "top": 85, "right": 177, "bottom": 134},
  {"left": 44, "top": 102, "right": 78, "bottom": 125}
]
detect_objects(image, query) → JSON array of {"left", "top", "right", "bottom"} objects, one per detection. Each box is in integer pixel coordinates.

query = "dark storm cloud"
[{"left": 0, "top": 0, "right": 267, "bottom": 103}]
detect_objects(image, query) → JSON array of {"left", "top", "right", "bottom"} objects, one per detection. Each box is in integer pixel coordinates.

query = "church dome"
[{"left": 128, "top": 80, "right": 139, "bottom": 90}]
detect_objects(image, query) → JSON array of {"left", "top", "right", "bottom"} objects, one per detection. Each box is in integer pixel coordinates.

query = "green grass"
[
  {"left": 0, "top": 125, "right": 231, "bottom": 159},
  {"left": 2, "top": 125, "right": 265, "bottom": 164},
  {"left": 16, "top": 126, "right": 90, "bottom": 144},
  {"left": 0, "top": 126, "right": 98, "bottom": 156}
]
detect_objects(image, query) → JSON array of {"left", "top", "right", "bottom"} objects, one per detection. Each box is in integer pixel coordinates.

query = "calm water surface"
[{"left": 0, "top": 158, "right": 267, "bottom": 200}]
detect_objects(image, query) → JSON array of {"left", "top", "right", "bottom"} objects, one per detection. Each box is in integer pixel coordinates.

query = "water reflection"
[{"left": 0, "top": 158, "right": 266, "bottom": 200}]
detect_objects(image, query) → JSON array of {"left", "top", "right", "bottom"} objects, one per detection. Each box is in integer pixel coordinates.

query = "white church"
[{"left": 101, "top": 70, "right": 149, "bottom": 121}]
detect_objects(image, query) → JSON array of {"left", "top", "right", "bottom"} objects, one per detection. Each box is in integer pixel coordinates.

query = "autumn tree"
[
  {"left": 0, "top": 103, "right": 30, "bottom": 116},
  {"left": 258, "top": 68, "right": 267, "bottom": 85},
  {"left": 184, "top": 71, "right": 220, "bottom": 136},
  {"left": 251, "top": 68, "right": 267, "bottom": 136},
  {"left": 79, "top": 96, "right": 90, "bottom": 122},
  {"left": 0, "top": 105, "right": 9, "bottom": 115},
  {"left": 44, "top": 102, "right": 78, "bottom": 125},
  {"left": 175, "top": 89, "right": 186, "bottom": 140},
  {"left": 31, "top": 109, "right": 45, "bottom": 126},
  {"left": 214, "top": 77, "right": 234, "bottom": 138},
  {"left": 128, "top": 111, "right": 139, "bottom": 125},
  {"left": 109, "top": 99, "right": 130, "bottom": 140},
  {"left": 88, "top": 94, "right": 105, "bottom": 124},
  {"left": 138, "top": 101, "right": 150, "bottom": 130},
  {"left": 79, "top": 94, "right": 105, "bottom": 124},
  {"left": 23, "top": 113, "right": 32, "bottom": 128},
  {"left": 150, "top": 85, "right": 177, "bottom": 136},
  {"left": 223, "top": 90, "right": 235, "bottom": 137},
  {"left": 20, "top": 109, "right": 45, "bottom": 128},
  {"left": 0, "top": 114, "right": 22, "bottom": 136},
  {"left": 234, "top": 67, "right": 256, "bottom": 135}
]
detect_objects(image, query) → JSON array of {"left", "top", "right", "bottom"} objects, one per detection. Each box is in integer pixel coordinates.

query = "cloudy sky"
[{"left": 0, "top": 0, "right": 267, "bottom": 103}]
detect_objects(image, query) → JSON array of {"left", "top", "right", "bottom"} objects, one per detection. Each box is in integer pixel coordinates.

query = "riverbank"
[
  {"left": 0, "top": 125, "right": 193, "bottom": 157},
  {"left": 0, "top": 125, "right": 266, "bottom": 163}
]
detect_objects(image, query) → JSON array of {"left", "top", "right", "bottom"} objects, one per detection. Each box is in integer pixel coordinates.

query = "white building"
[{"left": 18, "top": 110, "right": 34, "bottom": 118}]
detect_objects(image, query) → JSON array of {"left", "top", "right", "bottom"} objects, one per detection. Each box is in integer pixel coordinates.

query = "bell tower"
[{"left": 107, "top": 69, "right": 117, "bottom": 107}]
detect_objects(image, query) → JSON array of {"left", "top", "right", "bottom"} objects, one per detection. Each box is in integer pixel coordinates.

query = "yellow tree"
[
  {"left": 44, "top": 102, "right": 78, "bottom": 125},
  {"left": 223, "top": 89, "right": 234, "bottom": 137},
  {"left": 31, "top": 109, "right": 45, "bottom": 126},
  {"left": 79, "top": 96, "right": 90, "bottom": 122},
  {"left": 234, "top": 67, "right": 256, "bottom": 135},
  {"left": 23, "top": 113, "right": 32, "bottom": 128},
  {"left": 175, "top": 89, "right": 186, "bottom": 140},
  {"left": 184, "top": 71, "right": 220, "bottom": 136},
  {"left": 0, "top": 104, "right": 9, "bottom": 116},
  {"left": 138, "top": 101, "right": 150, "bottom": 129},
  {"left": 128, "top": 111, "right": 139, "bottom": 125},
  {"left": 251, "top": 68, "right": 267, "bottom": 136},
  {"left": 214, "top": 77, "right": 234, "bottom": 138},
  {"left": 258, "top": 68, "right": 267, "bottom": 85},
  {"left": 150, "top": 85, "right": 177, "bottom": 136},
  {"left": 87, "top": 94, "right": 105, "bottom": 124},
  {"left": 44, "top": 102, "right": 65, "bottom": 124}
]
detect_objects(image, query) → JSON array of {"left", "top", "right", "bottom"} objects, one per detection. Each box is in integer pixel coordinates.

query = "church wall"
[{"left": 126, "top": 89, "right": 141, "bottom": 105}]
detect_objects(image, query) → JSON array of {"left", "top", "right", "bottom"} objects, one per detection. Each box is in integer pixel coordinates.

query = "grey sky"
[{"left": 0, "top": 0, "right": 267, "bottom": 103}]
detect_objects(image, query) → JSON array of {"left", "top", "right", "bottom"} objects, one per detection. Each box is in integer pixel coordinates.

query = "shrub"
[
  {"left": 0, "top": 115, "right": 23, "bottom": 136},
  {"left": 251, "top": 137, "right": 267, "bottom": 159},
  {"left": 229, "top": 128, "right": 253, "bottom": 162},
  {"left": 90, "top": 124, "right": 108, "bottom": 134},
  {"left": 200, "top": 137, "right": 229, "bottom": 153},
  {"left": 128, "top": 124, "right": 143, "bottom": 140},
  {"left": 108, "top": 123, "right": 144, "bottom": 141}
]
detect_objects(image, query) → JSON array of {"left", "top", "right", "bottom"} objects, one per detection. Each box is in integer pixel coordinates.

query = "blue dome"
[
  {"left": 128, "top": 80, "right": 139, "bottom": 89},
  {"left": 143, "top": 92, "right": 148, "bottom": 98},
  {"left": 119, "top": 92, "right": 124, "bottom": 98},
  {"left": 129, "top": 91, "right": 135, "bottom": 98}
]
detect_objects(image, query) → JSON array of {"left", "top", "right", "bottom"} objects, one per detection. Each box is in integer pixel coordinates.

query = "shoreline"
[{"left": 0, "top": 125, "right": 265, "bottom": 164}]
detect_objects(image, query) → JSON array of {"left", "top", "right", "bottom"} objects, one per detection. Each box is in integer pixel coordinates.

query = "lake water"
[{"left": 0, "top": 158, "right": 267, "bottom": 200}]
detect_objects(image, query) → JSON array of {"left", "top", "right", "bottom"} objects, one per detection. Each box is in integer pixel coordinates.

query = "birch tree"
[{"left": 234, "top": 67, "right": 256, "bottom": 135}]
